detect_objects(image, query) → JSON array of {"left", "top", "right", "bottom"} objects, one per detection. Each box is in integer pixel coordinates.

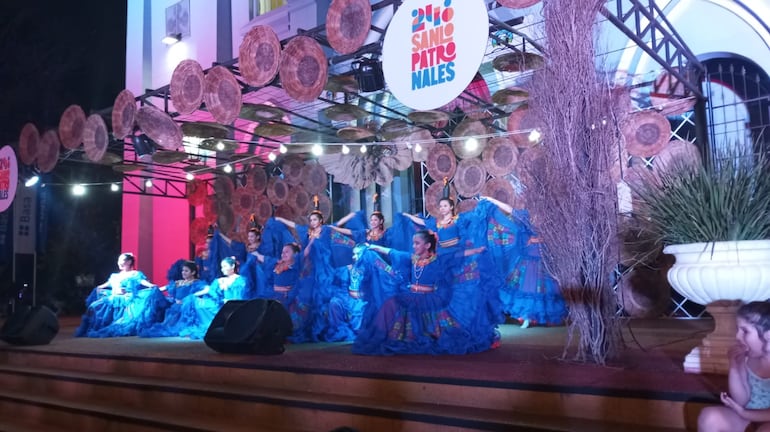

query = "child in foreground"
[{"left": 698, "top": 301, "right": 770, "bottom": 431}]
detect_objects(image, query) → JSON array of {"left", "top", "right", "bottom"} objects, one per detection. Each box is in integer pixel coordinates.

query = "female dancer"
[
  {"left": 698, "top": 301, "right": 770, "bottom": 431},
  {"left": 482, "top": 196, "right": 567, "bottom": 328},
  {"left": 139, "top": 261, "right": 209, "bottom": 337},
  {"left": 402, "top": 195, "right": 464, "bottom": 255},
  {"left": 400, "top": 186, "right": 508, "bottom": 336},
  {"left": 352, "top": 229, "right": 495, "bottom": 355},
  {"left": 250, "top": 243, "right": 310, "bottom": 341},
  {"left": 75, "top": 252, "right": 158, "bottom": 337},
  {"left": 275, "top": 202, "right": 363, "bottom": 342},
  {"left": 177, "top": 256, "right": 248, "bottom": 339},
  {"left": 332, "top": 194, "right": 390, "bottom": 245}
]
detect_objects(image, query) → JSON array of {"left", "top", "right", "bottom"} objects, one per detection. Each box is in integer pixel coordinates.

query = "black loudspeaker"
[
  {"left": 204, "top": 299, "right": 292, "bottom": 355},
  {"left": 0, "top": 305, "right": 59, "bottom": 346}
]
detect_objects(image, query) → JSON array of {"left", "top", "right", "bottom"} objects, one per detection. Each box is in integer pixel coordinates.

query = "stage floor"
[{"left": 1, "top": 316, "right": 725, "bottom": 402}]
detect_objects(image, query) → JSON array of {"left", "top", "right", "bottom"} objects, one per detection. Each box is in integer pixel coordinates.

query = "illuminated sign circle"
[
  {"left": 382, "top": 0, "right": 489, "bottom": 111},
  {"left": 0, "top": 145, "right": 19, "bottom": 213}
]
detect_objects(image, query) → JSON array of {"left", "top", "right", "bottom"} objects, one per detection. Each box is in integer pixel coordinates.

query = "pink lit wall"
[
  {"left": 122, "top": 1, "right": 215, "bottom": 283},
  {"left": 122, "top": 191, "right": 190, "bottom": 283}
]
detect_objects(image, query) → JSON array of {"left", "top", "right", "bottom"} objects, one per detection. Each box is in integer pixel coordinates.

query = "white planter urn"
[{"left": 664, "top": 240, "right": 770, "bottom": 374}]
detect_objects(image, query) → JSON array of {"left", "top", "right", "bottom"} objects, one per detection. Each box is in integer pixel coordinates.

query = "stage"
[{"left": 0, "top": 316, "right": 723, "bottom": 431}]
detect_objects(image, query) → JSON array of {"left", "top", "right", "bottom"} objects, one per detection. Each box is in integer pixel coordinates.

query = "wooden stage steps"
[{"left": 0, "top": 320, "right": 721, "bottom": 431}]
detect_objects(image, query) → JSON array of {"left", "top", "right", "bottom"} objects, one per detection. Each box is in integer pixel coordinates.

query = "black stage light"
[{"left": 352, "top": 58, "right": 385, "bottom": 93}]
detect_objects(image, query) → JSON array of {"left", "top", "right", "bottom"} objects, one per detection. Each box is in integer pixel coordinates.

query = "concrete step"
[
  {"left": 0, "top": 349, "right": 704, "bottom": 430},
  {"left": 0, "top": 363, "right": 689, "bottom": 432}
]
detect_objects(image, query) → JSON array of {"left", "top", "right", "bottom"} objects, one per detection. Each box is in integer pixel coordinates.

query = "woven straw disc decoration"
[
  {"left": 483, "top": 177, "right": 517, "bottom": 208},
  {"left": 456, "top": 199, "right": 478, "bottom": 214},
  {"left": 111, "top": 89, "right": 137, "bottom": 140},
  {"left": 326, "top": 0, "right": 372, "bottom": 55},
  {"left": 249, "top": 167, "right": 269, "bottom": 195},
  {"left": 135, "top": 106, "right": 183, "bottom": 150},
  {"left": 203, "top": 196, "right": 218, "bottom": 224},
  {"left": 253, "top": 196, "right": 273, "bottom": 225},
  {"left": 426, "top": 144, "right": 457, "bottom": 182},
  {"left": 18, "top": 123, "right": 40, "bottom": 166},
  {"left": 233, "top": 186, "right": 258, "bottom": 214},
  {"left": 204, "top": 66, "right": 243, "bottom": 125},
  {"left": 58, "top": 104, "right": 87, "bottom": 150},
  {"left": 507, "top": 104, "right": 541, "bottom": 148},
  {"left": 239, "top": 25, "right": 282, "bottom": 87},
  {"left": 83, "top": 114, "right": 109, "bottom": 162},
  {"left": 652, "top": 139, "right": 701, "bottom": 173},
  {"left": 190, "top": 217, "right": 210, "bottom": 245},
  {"left": 37, "top": 130, "right": 60, "bottom": 173},
  {"left": 281, "top": 155, "right": 305, "bottom": 186},
  {"left": 302, "top": 163, "right": 328, "bottom": 195},
  {"left": 454, "top": 158, "right": 488, "bottom": 197},
  {"left": 452, "top": 119, "right": 489, "bottom": 159},
  {"left": 267, "top": 177, "right": 290, "bottom": 206},
  {"left": 482, "top": 136, "right": 518, "bottom": 176},
  {"left": 170, "top": 59, "right": 205, "bottom": 115},
  {"left": 287, "top": 186, "right": 312, "bottom": 215},
  {"left": 187, "top": 179, "right": 208, "bottom": 207},
  {"left": 621, "top": 110, "right": 671, "bottom": 158},
  {"left": 213, "top": 176, "right": 235, "bottom": 203},
  {"left": 279, "top": 36, "right": 328, "bottom": 103}
]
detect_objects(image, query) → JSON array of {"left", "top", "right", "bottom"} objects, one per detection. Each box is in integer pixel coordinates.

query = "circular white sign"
[
  {"left": 382, "top": 0, "right": 489, "bottom": 111},
  {"left": 0, "top": 145, "right": 19, "bottom": 213}
]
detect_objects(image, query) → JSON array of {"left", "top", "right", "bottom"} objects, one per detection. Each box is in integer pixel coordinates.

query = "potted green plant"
[{"left": 635, "top": 145, "right": 770, "bottom": 374}]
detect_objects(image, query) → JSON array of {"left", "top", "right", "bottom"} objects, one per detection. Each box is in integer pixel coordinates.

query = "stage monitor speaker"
[
  {"left": 0, "top": 305, "right": 59, "bottom": 346},
  {"left": 204, "top": 299, "right": 292, "bottom": 355}
]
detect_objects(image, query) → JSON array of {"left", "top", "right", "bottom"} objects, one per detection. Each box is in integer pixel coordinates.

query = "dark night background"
[{"left": 0, "top": 1, "right": 127, "bottom": 314}]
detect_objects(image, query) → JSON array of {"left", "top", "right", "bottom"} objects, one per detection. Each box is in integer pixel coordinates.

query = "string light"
[
  {"left": 360, "top": 144, "right": 367, "bottom": 153},
  {"left": 215, "top": 141, "right": 226, "bottom": 151},
  {"left": 268, "top": 152, "right": 277, "bottom": 161},
  {"left": 279, "top": 144, "right": 288, "bottom": 154},
  {"left": 223, "top": 164, "right": 233, "bottom": 173},
  {"left": 186, "top": 172, "right": 195, "bottom": 181},
  {"left": 110, "top": 183, "right": 120, "bottom": 192},
  {"left": 464, "top": 137, "right": 479, "bottom": 152},
  {"left": 528, "top": 129, "right": 542, "bottom": 142},
  {"left": 72, "top": 184, "right": 86, "bottom": 196},
  {"left": 311, "top": 144, "right": 323, "bottom": 156},
  {"left": 414, "top": 143, "right": 422, "bottom": 153},
  {"left": 145, "top": 179, "right": 153, "bottom": 188},
  {"left": 24, "top": 175, "right": 40, "bottom": 187},
  {"left": 341, "top": 144, "right": 350, "bottom": 154}
]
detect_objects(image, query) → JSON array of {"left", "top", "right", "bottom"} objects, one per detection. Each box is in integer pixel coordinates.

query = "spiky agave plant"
[{"left": 636, "top": 147, "right": 770, "bottom": 247}]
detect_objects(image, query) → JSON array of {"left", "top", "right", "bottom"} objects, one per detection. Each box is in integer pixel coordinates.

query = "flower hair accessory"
[
  {"left": 248, "top": 214, "right": 262, "bottom": 235},
  {"left": 310, "top": 194, "right": 323, "bottom": 219},
  {"left": 372, "top": 193, "right": 382, "bottom": 215}
]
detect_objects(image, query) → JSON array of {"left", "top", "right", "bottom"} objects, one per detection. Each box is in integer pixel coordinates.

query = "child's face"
[{"left": 736, "top": 317, "right": 766, "bottom": 358}]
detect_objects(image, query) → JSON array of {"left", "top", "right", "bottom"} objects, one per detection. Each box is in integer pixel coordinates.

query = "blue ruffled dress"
[
  {"left": 353, "top": 249, "right": 496, "bottom": 355},
  {"left": 494, "top": 209, "right": 568, "bottom": 326},
  {"left": 138, "top": 279, "right": 209, "bottom": 337},
  {"left": 255, "top": 254, "right": 309, "bottom": 341},
  {"left": 177, "top": 274, "right": 249, "bottom": 339},
  {"left": 293, "top": 224, "right": 364, "bottom": 343},
  {"left": 74, "top": 270, "right": 161, "bottom": 337}
]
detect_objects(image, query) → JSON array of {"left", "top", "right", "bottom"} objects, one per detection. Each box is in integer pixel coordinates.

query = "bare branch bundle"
[{"left": 523, "top": 0, "right": 624, "bottom": 364}]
